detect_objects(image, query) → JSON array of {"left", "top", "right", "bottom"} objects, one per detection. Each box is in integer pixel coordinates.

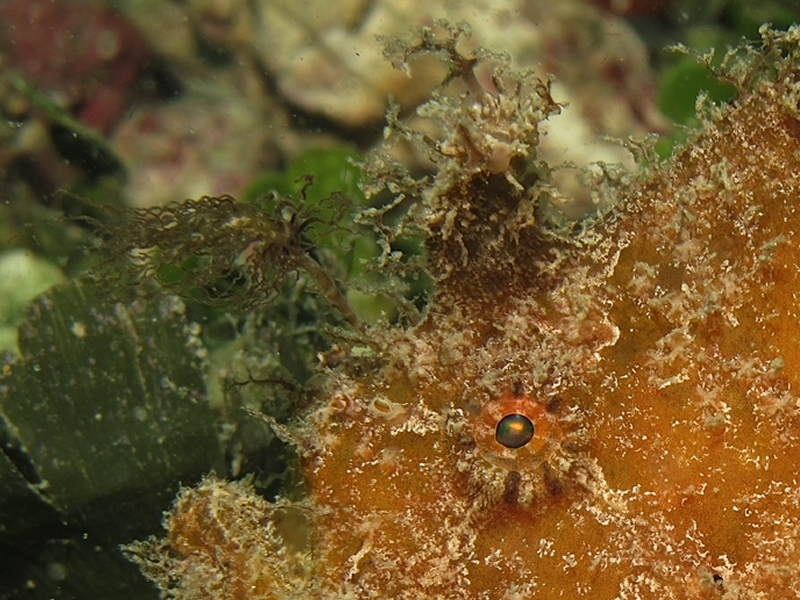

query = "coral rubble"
[{"left": 128, "top": 23, "right": 800, "bottom": 599}]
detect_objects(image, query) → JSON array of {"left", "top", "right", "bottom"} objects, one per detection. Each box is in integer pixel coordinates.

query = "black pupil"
[{"left": 495, "top": 413, "right": 534, "bottom": 449}]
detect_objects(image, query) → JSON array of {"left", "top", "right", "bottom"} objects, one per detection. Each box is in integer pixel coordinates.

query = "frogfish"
[{"left": 128, "top": 24, "right": 800, "bottom": 600}]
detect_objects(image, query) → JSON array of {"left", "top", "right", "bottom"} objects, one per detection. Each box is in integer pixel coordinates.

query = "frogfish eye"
[
  {"left": 495, "top": 413, "right": 534, "bottom": 448},
  {"left": 470, "top": 389, "right": 562, "bottom": 471}
]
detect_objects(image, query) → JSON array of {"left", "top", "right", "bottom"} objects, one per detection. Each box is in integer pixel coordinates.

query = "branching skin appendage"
[
  {"left": 97, "top": 192, "right": 367, "bottom": 335},
  {"left": 127, "top": 23, "right": 800, "bottom": 600}
]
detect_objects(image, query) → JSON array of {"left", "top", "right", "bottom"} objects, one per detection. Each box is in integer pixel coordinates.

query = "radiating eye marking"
[
  {"left": 495, "top": 413, "right": 534, "bottom": 448},
  {"left": 470, "top": 389, "right": 563, "bottom": 471}
]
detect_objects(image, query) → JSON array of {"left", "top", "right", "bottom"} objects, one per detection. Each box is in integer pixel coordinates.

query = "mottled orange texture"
[{"left": 129, "top": 26, "right": 800, "bottom": 600}]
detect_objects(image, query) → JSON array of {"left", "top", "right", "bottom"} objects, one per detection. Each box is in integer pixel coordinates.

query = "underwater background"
[{"left": 2, "top": 1, "right": 800, "bottom": 598}]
